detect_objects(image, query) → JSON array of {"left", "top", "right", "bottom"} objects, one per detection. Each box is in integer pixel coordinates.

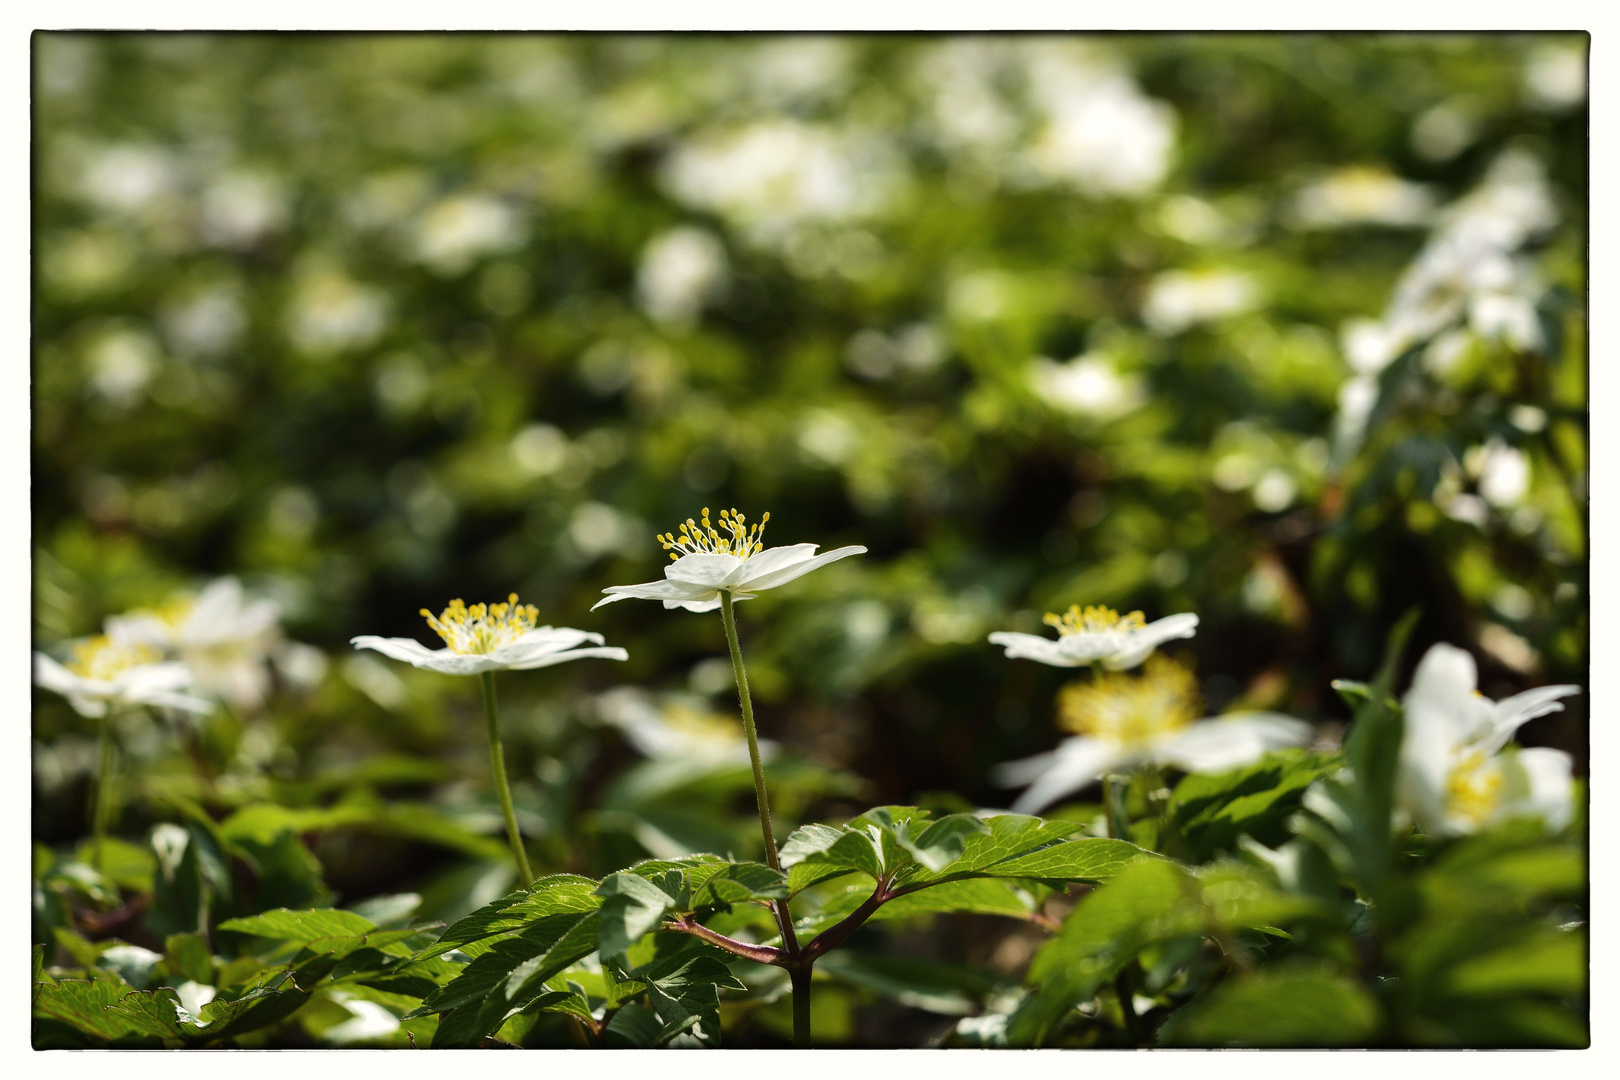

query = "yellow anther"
[
  {"left": 66, "top": 635, "right": 162, "bottom": 680},
  {"left": 657, "top": 506, "right": 771, "bottom": 560},
  {"left": 421, "top": 594, "right": 541, "bottom": 654},
  {"left": 1056, "top": 655, "right": 1201, "bottom": 747},
  {"left": 1044, "top": 604, "right": 1148, "bottom": 637},
  {"left": 1446, "top": 751, "right": 1504, "bottom": 826}
]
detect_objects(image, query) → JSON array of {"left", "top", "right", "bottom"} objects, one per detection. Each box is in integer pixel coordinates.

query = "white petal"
[
  {"left": 106, "top": 612, "right": 174, "bottom": 648},
  {"left": 737, "top": 545, "right": 866, "bottom": 592},
  {"left": 1404, "top": 643, "right": 1493, "bottom": 741},
  {"left": 139, "top": 689, "right": 217, "bottom": 714},
  {"left": 1102, "top": 613, "right": 1200, "bottom": 671},
  {"left": 668, "top": 595, "right": 724, "bottom": 612},
  {"left": 115, "top": 662, "right": 197, "bottom": 696},
  {"left": 726, "top": 544, "right": 817, "bottom": 587},
  {"left": 1515, "top": 747, "right": 1575, "bottom": 832},
  {"left": 1482, "top": 684, "right": 1581, "bottom": 754},
  {"left": 1001, "top": 737, "right": 1128, "bottom": 814},
  {"left": 490, "top": 626, "right": 607, "bottom": 665},
  {"left": 33, "top": 653, "right": 83, "bottom": 696},
  {"left": 665, "top": 553, "right": 745, "bottom": 587},
  {"left": 350, "top": 636, "right": 494, "bottom": 674},
  {"left": 66, "top": 694, "right": 108, "bottom": 718},
  {"left": 1156, "top": 714, "right": 1313, "bottom": 773},
  {"left": 987, "top": 631, "right": 1087, "bottom": 668},
  {"left": 592, "top": 578, "right": 715, "bottom": 611},
  {"left": 506, "top": 645, "right": 630, "bottom": 670}
]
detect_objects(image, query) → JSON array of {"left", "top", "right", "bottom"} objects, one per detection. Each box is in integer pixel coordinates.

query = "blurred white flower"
[
  {"left": 595, "top": 686, "right": 769, "bottom": 765},
  {"left": 662, "top": 120, "right": 898, "bottom": 241},
  {"left": 1290, "top": 167, "right": 1435, "bottom": 229},
  {"left": 1396, "top": 643, "right": 1578, "bottom": 836},
  {"left": 162, "top": 286, "right": 246, "bottom": 359},
  {"left": 1467, "top": 439, "right": 1531, "bottom": 507},
  {"left": 108, "top": 578, "right": 282, "bottom": 711},
  {"left": 594, "top": 507, "right": 865, "bottom": 614},
  {"left": 353, "top": 594, "right": 628, "bottom": 676},
  {"left": 1524, "top": 42, "right": 1587, "bottom": 112},
  {"left": 35, "top": 635, "right": 211, "bottom": 719},
  {"left": 1029, "top": 353, "right": 1145, "bottom": 419},
  {"left": 413, "top": 194, "right": 526, "bottom": 275},
  {"left": 994, "top": 655, "right": 1310, "bottom": 814},
  {"left": 286, "top": 267, "right": 389, "bottom": 354},
  {"left": 1023, "top": 44, "right": 1176, "bottom": 198},
  {"left": 636, "top": 226, "right": 728, "bottom": 326},
  {"left": 989, "top": 603, "right": 1197, "bottom": 672},
  {"left": 200, "top": 172, "right": 288, "bottom": 249},
  {"left": 79, "top": 144, "right": 178, "bottom": 215},
  {"left": 1143, "top": 269, "right": 1260, "bottom": 335},
  {"left": 87, "top": 327, "right": 161, "bottom": 407},
  {"left": 913, "top": 38, "right": 1020, "bottom": 159},
  {"left": 746, "top": 37, "right": 850, "bottom": 106}
]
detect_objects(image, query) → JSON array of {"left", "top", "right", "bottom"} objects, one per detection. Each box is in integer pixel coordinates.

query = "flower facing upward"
[
  {"left": 988, "top": 603, "right": 1198, "bottom": 671},
  {"left": 594, "top": 507, "right": 866, "bottom": 614},
  {"left": 1396, "top": 643, "right": 1578, "bottom": 836},
  {"left": 351, "top": 594, "right": 628, "bottom": 675},
  {"left": 34, "top": 634, "right": 213, "bottom": 719},
  {"left": 108, "top": 577, "right": 282, "bottom": 711},
  {"left": 994, "top": 655, "right": 1312, "bottom": 814}
]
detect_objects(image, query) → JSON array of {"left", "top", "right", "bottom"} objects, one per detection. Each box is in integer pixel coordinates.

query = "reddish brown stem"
[
  {"left": 664, "top": 916, "right": 786, "bottom": 966},
  {"left": 800, "top": 878, "right": 890, "bottom": 964}
]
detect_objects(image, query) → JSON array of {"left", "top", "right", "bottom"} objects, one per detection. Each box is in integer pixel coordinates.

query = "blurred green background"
[{"left": 33, "top": 33, "right": 1586, "bottom": 942}]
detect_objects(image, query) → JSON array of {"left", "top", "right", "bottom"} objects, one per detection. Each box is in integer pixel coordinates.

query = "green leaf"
[
  {"left": 779, "top": 822, "right": 885, "bottom": 881},
  {"left": 605, "top": 1002, "right": 663, "bottom": 1047},
  {"left": 1165, "top": 750, "right": 1341, "bottom": 862},
  {"left": 801, "top": 877, "right": 1046, "bottom": 934},
  {"left": 901, "top": 814, "right": 1085, "bottom": 885},
  {"left": 638, "top": 954, "right": 745, "bottom": 1047},
  {"left": 596, "top": 872, "right": 677, "bottom": 958},
  {"left": 218, "top": 908, "right": 377, "bottom": 944},
  {"left": 1443, "top": 928, "right": 1585, "bottom": 997},
  {"left": 1157, "top": 965, "right": 1382, "bottom": 1047},
  {"left": 817, "top": 950, "right": 1013, "bottom": 1016},
  {"left": 147, "top": 823, "right": 204, "bottom": 940},
  {"left": 690, "top": 861, "right": 788, "bottom": 905},
  {"left": 163, "top": 933, "right": 213, "bottom": 986},
  {"left": 34, "top": 974, "right": 138, "bottom": 1042},
  {"left": 417, "top": 913, "right": 592, "bottom": 1014},
  {"left": 426, "top": 912, "right": 604, "bottom": 1047},
  {"left": 409, "top": 874, "right": 601, "bottom": 963},
  {"left": 903, "top": 813, "right": 991, "bottom": 871}
]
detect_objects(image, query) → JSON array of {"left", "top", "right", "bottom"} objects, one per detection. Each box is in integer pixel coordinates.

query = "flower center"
[
  {"left": 1445, "top": 750, "right": 1504, "bottom": 827},
  {"left": 658, "top": 507, "right": 769, "bottom": 561},
  {"left": 1057, "top": 655, "right": 1201, "bottom": 748},
  {"left": 66, "top": 635, "right": 163, "bottom": 680},
  {"left": 420, "top": 594, "right": 539, "bottom": 654},
  {"left": 1044, "top": 604, "right": 1148, "bottom": 637}
]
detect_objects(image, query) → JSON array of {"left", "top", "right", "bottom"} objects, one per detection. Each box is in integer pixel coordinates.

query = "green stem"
[
  {"left": 480, "top": 672, "right": 533, "bottom": 885},
  {"left": 719, "top": 590, "right": 809, "bottom": 1047},
  {"left": 718, "top": 591, "right": 780, "bottom": 871},
  {"left": 92, "top": 711, "right": 118, "bottom": 873}
]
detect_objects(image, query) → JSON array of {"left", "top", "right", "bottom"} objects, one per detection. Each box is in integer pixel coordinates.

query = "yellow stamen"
[
  {"left": 420, "top": 593, "right": 540, "bottom": 655},
  {"left": 66, "top": 635, "right": 162, "bottom": 680},
  {"left": 658, "top": 507, "right": 770, "bottom": 561},
  {"left": 1445, "top": 751, "right": 1504, "bottom": 827},
  {"left": 1044, "top": 604, "right": 1148, "bottom": 637},
  {"left": 1056, "top": 655, "right": 1201, "bottom": 748}
]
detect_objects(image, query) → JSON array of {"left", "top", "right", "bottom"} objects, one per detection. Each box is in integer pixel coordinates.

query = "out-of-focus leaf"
[{"left": 1156, "top": 964, "right": 1382, "bottom": 1047}]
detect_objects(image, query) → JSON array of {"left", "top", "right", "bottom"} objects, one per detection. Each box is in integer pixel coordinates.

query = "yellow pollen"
[
  {"left": 1044, "top": 604, "right": 1148, "bottom": 637},
  {"left": 420, "top": 593, "right": 540, "bottom": 655},
  {"left": 66, "top": 635, "right": 163, "bottom": 680},
  {"left": 1445, "top": 751, "right": 1504, "bottom": 826},
  {"left": 658, "top": 507, "right": 770, "bottom": 561},
  {"left": 1056, "top": 655, "right": 1202, "bottom": 748}
]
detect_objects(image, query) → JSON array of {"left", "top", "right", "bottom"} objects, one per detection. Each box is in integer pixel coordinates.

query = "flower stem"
[
  {"left": 480, "top": 671, "right": 533, "bottom": 885},
  {"left": 719, "top": 590, "right": 810, "bottom": 1047},
  {"left": 92, "top": 712, "right": 118, "bottom": 873},
  {"left": 718, "top": 592, "right": 779, "bottom": 871}
]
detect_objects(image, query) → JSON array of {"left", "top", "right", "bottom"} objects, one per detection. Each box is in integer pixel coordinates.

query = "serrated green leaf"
[
  {"left": 691, "top": 861, "right": 788, "bottom": 905},
  {"left": 903, "top": 814, "right": 991, "bottom": 872},
  {"left": 901, "top": 815, "right": 1085, "bottom": 886},
  {"left": 780, "top": 822, "right": 885, "bottom": 881},
  {"left": 1157, "top": 965, "right": 1382, "bottom": 1047},
  {"left": 596, "top": 872, "right": 677, "bottom": 958},
  {"left": 639, "top": 955, "right": 744, "bottom": 1047},
  {"left": 218, "top": 908, "right": 376, "bottom": 944},
  {"left": 605, "top": 1002, "right": 663, "bottom": 1047},
  {"left": 801, "top": 877, "right": 1044, "bottom": 934},
  {"left": 164, "top": 932, "right": 213, "bottom": 986},
  {"left": 818, "top": 950, "right": 1014, "bottom": 1016},
  {"left": 409, "top": 874, "right": 601, "bottom": 963},
  {"left": 34, "top": 974, "right": 139, "bottom": 1042},
  {"left": 417, "top": 913, "right": 591, "bottom": 1014}
]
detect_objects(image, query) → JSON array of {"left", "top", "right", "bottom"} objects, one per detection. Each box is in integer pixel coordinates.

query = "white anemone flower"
[
  {"left": 352, "top": 594, "right": 628, "bottom": 675},
  {"left": 592, "top": 507, "right": 866, "bottom": 614},
  {"left": 108, "top": 577, "right": 282, "bottom": 711},
  {"left": 988, "top": 604, "right": 1198, "bottom": 671},
  {"left": 34, "top": 635, "right": 213, "bottom": 719},
  {"left": 1396, "top": 642, "right": 1578, "bottom": 837},
  {"left": 995, "top": 656, "right": 1311, "bottom": 814}
]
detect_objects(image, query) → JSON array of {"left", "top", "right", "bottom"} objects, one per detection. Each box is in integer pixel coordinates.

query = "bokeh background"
[{"left": 32, "top": 31, "right": 1587, "bottom": 1042}]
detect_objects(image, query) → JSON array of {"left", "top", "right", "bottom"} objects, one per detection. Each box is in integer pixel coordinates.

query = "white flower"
[
  {"left": 1290, "top": 167, "right": 1435, "bottom": 229},
  {"left": 994, "top": 655, "right": 1311, "bottom": 814},
  {"left": 595, "top": 686, "right": 770, "bottom": 766},
  {"left": 1396, "top": 642, "right": 1578, "bottom": 837},
  {"left": 352, "top": 594, "right": 628, "bottom": 676},
  {"left": 636, "top": 226, "right": 728, "bottom": 326},
  {"left": 593, "top": 507, "right": 866, "bottom": 614},
  {"left": 1142, "top": 269, "right": 1260, "bottom": 335},
  {"left": 1029, "top": 354, "right": 1145, "bottom": 419},
  {"left": 988, "top": 604, "right": 1198, "bottom": 672},
  {"left": 108, "top": 577, "right": 282, "bottom": 711},
  {"left": 34, "top": 635, "right": 212, "bottom": 719}
]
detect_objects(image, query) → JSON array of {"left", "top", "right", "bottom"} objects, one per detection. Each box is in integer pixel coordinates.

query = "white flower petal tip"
[
  {"left": 990, "top": 605, "right": 1197, "bottom": 670},
  {"left": 1397, "top": 641, "right": 1583, "bottom": 837},
  {"left": 601, "top": 508, "right": 865, "bottom": 612},
  {"left": 352, "top": 597, "right": 625, "bottom": 676},
  {"left": 34, "top": 639, "right": 214, "bottom": 718}
]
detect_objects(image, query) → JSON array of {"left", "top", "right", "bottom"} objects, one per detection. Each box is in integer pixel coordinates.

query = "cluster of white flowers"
[
  {"left": 1335, "top": 149, "right": 1559, "bottom": 455},
  {"left": 34, "top": 577, "right": 291, "bottom": 718}
]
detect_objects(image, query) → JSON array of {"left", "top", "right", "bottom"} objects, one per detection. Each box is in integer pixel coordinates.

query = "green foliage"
[{"left": 1156, "top": 964, "right": 1382, "bottom": 1047}]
